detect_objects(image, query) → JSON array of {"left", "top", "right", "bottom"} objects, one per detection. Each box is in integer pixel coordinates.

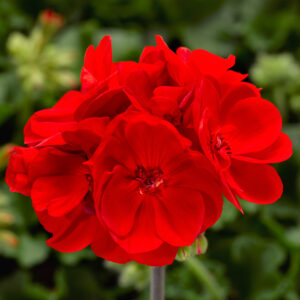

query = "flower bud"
[
  {"left": 0, "top": 211, "right": 14, "bottom": 225},
  {"left": 0, "top": 230, "right": 18, "bottom": 248},
  {"left": 40, "top": 10, "right": 64, "bottom": 29},
  {"left": 0, "top": 144, "right": 15, "bottom": 170},
  {"left": 176, "top": 234, "right": 208, "bottom": 262}
]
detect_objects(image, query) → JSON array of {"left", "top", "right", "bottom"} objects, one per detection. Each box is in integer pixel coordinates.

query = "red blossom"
[
  {"left": 193, "top": 79, "right": 292, "bottom": 211},
  {"left": 89, "top": 112, "right": 222, "bottom": 255},
  {"left": 5, "top": 35, "right": 292, "bottom": 266}
]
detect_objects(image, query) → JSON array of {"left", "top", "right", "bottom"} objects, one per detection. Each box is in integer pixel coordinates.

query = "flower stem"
[
  {"left": 150, "top": 266, "right": 165, "bottom": 300},
  {"left": 185, "top": 256, "right": 223, "bottom": 300}
]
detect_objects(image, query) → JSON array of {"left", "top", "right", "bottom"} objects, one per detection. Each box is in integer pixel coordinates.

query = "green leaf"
[
  {"left": 212, "top": 200, "right": 239, "bottom": 230},
  {"left": 16, "top": 233, "right": 50, "bottom": 268},
  {"left": 283, "top": 125, "right": 300, "bottom": 159},
  {"left": 58, "top": 248, "right": 95, "bottom": 266}
]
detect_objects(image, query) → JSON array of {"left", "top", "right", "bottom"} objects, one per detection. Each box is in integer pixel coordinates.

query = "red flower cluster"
[{"left": 6, "top": 36, "right": 292, "bottom": 266}]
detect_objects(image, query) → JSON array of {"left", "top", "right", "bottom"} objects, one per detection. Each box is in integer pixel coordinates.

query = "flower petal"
[
  {"left": 5, "top": 147, "right": 39, "bottom": 196},
  {"left": 233, "top": 132, "right": 293, "bottom": 164},
  {"left": 200, "top": 191, "right": 223, "bottom": 232},
  {"left": 226, "top": 160, "right": 283, "bottom": 204},
  {"left": 153, "top": 187, "right": 204, "bottom": 247},
  {"left": 222, "top": 97, "right": 282, "bottom": 154},
  {"left": 155, "top": 35, "right": 191, "bottom": 86},
  {"left": 24, "top": 91, "right": 84, "bottom": 145},
  {"left": 28, "top": 148, "right": 87, "bottom": 179},
  {"left": 125, "top": 114, "right": 190, "bottom": 169},
  {"left": 220, "top": 82, "right": 261, "bottom": 114},
  {"left": 81, "top": 36, "right": 112, "bottom": 92},
  {"left": 124, "top": 69, "right": 154, "bottom": 111},
  {"left": 75, "top": 88, "right": 130, "bottom": 120},
  {"left": 32, "top": 175, "right": 89, "bottom": 217},
  {"left": 131, "top": 243, "right": 178, "bottom": 266},
  {"left": 100, "top": 166, "right": 142, "bottom": 237},
  {"left": 188, "top": 50, "right": 235, "bottom": 78},
  {"left": 91, "top": 228, "right": 131, "bottom": 264},
  {"left": 111, "top": 197, "right": 163, "bottom": 253},
  {"left": 37, "top": 206, "right": 99, "bottom": 252}
]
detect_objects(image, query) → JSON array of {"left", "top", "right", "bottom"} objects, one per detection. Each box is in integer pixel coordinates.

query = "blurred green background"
[{"left": 0, "top": 0, "right": 300, "bottom": 299}]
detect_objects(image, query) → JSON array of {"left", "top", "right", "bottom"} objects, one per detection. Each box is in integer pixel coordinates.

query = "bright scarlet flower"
[
  {"left": 193, "top": 79, "right": 293, "bottom": 211},
  {"left": 5, "top": 35, "right": 292, "bottom": 266},
  {"left": 6, "top": 117, "right": 107, "bottom": 252},
  {"left": 89, "top": 112, "right": 222, "bottom": 256}
]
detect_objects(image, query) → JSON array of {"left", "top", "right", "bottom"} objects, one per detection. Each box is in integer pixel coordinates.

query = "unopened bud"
[
  {"left": 0, "top": 230, "right": 19, "bottom": 248},
  {"left": 192, "top": 233, "right": 208, "bottom": 255},
  {"left": 0, "top": 144, "right": 15, "bottom": 169},
  {"left": 0, "top": 211, "right": 14, "bottom": 225},
  {"left": 40, "top": 10, "right": 64, "bottom": 28},
  {"left": 176, "top": 246, "right": 191, "bottom": 262},
  {"left": 176, "top": 234, "right": 208, "bottom": 262}
]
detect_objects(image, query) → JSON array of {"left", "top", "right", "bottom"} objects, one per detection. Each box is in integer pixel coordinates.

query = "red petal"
[
  {"left": 123, "top": 69, "right": 154, "bottom": 111},
  {"left": 193, "top": 79, "right": 220, "bottom": 132},
  {"left": 38, "top": 206, "right": 99, "bottom": 252},
  {"left": 28, "top": 148, "right": 87, "bottom": 179},
  {"left": 153, "top": 187, "right": 204, "bottom": 247},
  {"left": 81, "top": 36, "right": 112, "bottom": 92},
  {"left": 124, "top": 114, "right": 190, "bottom": 169},
  {"left": 111, "top": 197, "right": 163, "bottom": 254},
  {"left": 91, "top": 228, "right": 131, "bottom": 264},
  {"left": 226, "top": 160, "right": 283, "bottom": 204},
  {"left": 176, "top": 47, "right": 192, "bottom": 64},
  {"left": 188, "top": 50, "right": 235, "bottom": 78},
  {"left": 200, "top": 191, "right": 223, "bottom": 232},
  {"left": 75, "top": 88, "right": 130, "bottom": 121},
  {"left": 220, "top": 172, "right": 243, "bottom": 212},
  {"left": 24, "top": 91, "right": 84, "bottom": 145},
  {"left": 220, "top": 82, "right": 261, "bottom": 114},
  {"left": 139, "top": 45, "right": 163, "bottom": 64},
  {"left": 32, "top": 175, "right": 89, "bottom": 217},
  {"left": 233, "top": 132, "right": 293, "bottom": 164},
  {"left": 61, "top": 117, "right": 109, "bottom": 156},
  {"left": 5, "top": 147, "right": 38, "bottom": 196},
  {"left": 155, "top": 35, "right": 191, "bottom": 86},
  {"left": 92, "top": 230, "right": 178, "bottom": 266},
  {"left": 221, "top": 97, "right": 282, "bottom": 154},
  {"left": 101, "top": 166, "right": 143, "bottom": 237},
  {"left": 131, "top": 243, "right": 178, "bottom": 266}
]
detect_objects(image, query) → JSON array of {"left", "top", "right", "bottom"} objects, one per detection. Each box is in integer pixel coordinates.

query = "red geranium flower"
[
  {"left": 89, "top": 112, "right": 222, "bottom": 254},
  {"left": 5, "top": 35, "right": 292, "bottom": 266},
  {"left": 6, "top": 117, "right": 106, "bottom": 251},
  {"left": 193, "top": 79, "right": 293, "bottom": 211}
]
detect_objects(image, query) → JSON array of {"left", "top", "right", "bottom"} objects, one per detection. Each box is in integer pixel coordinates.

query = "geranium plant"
[{"left": 6, "top": 36, "right": 292, "bottom": 300}]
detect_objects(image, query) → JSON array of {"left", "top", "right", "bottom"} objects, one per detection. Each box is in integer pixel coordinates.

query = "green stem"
[
  {"left": 287, "top": 251, "right": 300, "bottom": 281},
  {"left": 261, "top": 217, "right": 300, "bottom": 251},
  {"left": 185, "top": 256, "right": 223, "bottom": 300}
]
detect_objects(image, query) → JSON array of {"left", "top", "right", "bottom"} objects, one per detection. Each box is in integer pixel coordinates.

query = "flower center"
[
  {"left": 135, "top": 166, "right": 164, "bottom": 195},
  {"left": 210, "top": 133, "right": 232, "bottom": 156}
]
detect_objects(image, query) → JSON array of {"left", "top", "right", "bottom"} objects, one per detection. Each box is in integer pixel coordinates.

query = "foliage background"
[{"left": 0, "top": 0, "right": 300, "bottom": 299}]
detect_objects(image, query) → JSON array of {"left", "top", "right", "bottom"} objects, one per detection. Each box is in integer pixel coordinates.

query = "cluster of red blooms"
[{"left": 6, "top": 36, "right": 292, "bottom": 266}]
